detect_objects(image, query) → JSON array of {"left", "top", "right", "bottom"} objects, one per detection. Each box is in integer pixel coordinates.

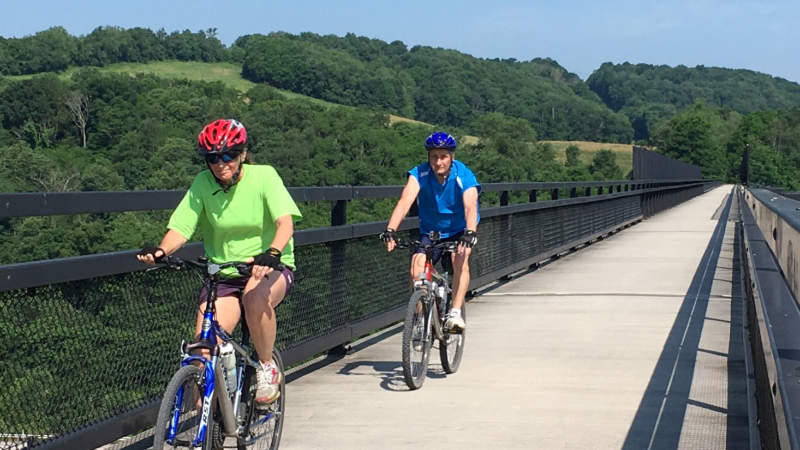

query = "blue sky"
[{"left": 5, "top": 0, "right": 800, "bottom": 83}]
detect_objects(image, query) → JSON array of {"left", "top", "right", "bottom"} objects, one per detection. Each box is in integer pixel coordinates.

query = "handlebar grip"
[
  {"left": 394, "top": 239, "right": 412, "bottom": 249},
  {"left": 235, "top": 263, "right": 252, "bottom": 277},
  {"left": 161, "top": 255, "right": 182, "bottom": 266},
  {"left": 236, "top": 262, "right": 286, "bottom": 277}
]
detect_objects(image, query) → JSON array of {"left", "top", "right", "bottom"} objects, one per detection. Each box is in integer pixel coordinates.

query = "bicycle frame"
[{"left": 410, "top": 242, "right": 456, "bottom": 343}]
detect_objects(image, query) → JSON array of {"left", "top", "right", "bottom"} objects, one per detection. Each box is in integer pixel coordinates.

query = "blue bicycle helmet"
[{"left": 424, "top": 132, "right": 457, "bottom": 151}]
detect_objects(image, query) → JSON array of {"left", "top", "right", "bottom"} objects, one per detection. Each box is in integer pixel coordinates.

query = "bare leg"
[
  {"left": 450, "top": 248, "right": 471, "bottom": 310},
  {"left": 193, "top": 295, "right": 242, "bottom": 359},
  {"left": 191, "top": 296, "right": 241, "bottom": 408},
  {"left": 409, "top": 253, "right": 426, "bottom": 288},
  {"left": 242, "top": 271, "right": 287, "bottom": 364}
]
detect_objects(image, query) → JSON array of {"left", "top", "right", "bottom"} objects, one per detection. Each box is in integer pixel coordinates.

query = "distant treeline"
[
  {"left": 5, "top": 27, "right": 800, "bottom": 149},
  {"left": 0, "top": 28, "right": 799, "bottom": 262},
  {"left": 650, "top": 101, "right": 800, "bottom": 187},
  {"left": 235, "top": 32, "right": 633, "bottom": 142},
  {"left": 0, "top": 27, "right": 631, "bottom": 142},
  {"left": 0, "top": 26, "right": 231, "bottom": 74},
  {"left": 588, "top": 62, "right": 800, "bottom": 141},
  {"left": 0, "top": 67, "right": 631, "bottom": 264}
]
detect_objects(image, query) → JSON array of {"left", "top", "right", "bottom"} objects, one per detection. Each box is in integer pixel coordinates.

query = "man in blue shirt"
[{"left": 381, "top": 131, "right": 481, "bottom": 331}]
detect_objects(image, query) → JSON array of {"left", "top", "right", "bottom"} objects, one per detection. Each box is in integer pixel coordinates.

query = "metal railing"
[
  {"left": 0, "top": 179, "right": 716, "bottom": 449},
  {"left": 739, "top": 187, "right": 800, "bottom": 450}
]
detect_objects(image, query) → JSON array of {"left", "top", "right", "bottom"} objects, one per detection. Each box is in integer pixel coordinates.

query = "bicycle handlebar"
[
  {"left": 393, "top": 239, "right": 459, "bottom": 252},
  {"left": 154, "top": 255, "right": 285, "bottom": 276}
]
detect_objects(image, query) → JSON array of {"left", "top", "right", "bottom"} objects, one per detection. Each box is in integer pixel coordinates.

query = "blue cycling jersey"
[{"left": 408, "top": 159, "right": 481, "bottom": 238}]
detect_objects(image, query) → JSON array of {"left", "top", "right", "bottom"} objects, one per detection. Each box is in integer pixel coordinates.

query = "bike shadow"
[{"left": 337, "top": 360, "right": 447, "bottom": 392}]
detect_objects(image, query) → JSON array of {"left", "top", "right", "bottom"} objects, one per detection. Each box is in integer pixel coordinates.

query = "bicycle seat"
[{"left": 183, "top": 338, "right": 215, "bottom": 354}]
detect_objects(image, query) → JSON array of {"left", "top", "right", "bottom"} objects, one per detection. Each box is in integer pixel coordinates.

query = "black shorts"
[
  {"left": 197, "top": 267, "right": 295, "bottom": 305},
  {"left": 413, "top": 232, "right": 463, "bottom": 272}
]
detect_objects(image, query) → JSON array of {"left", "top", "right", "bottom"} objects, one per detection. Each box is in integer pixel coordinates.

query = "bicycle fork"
[{"left": 172, "top": 358, "right": 239, "bottom": 446}]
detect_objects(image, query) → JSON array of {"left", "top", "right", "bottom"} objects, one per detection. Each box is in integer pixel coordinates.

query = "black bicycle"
[
  {"left": 394, "top": 236, "right": 466, "bottom": 390},
  {"left": 151, "top": 256, "right": 285, "bottom": 450}
]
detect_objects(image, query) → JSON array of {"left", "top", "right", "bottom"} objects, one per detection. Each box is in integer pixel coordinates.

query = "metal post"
[
  {"left": 329, "top": 200, "right": 348, "bottom": 349},
  {"left": 529, "top": 190, "right": 537, "bottom": 202},
  {"left": 500, "top": 191, "right": 509, "bottom": 206},
  {"left": 740, "top": 143, "right": 750, "bottom": 186}
]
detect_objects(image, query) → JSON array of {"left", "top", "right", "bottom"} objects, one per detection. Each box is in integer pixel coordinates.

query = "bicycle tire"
[
  {"left": 440, "top": 302, "right": 466, "bottom": 374},
  {"left": 153, "top": 364, "right": 210, "bottom": 450},
  {"left": 238, "top": 349, "right": 285, "bottom": 449},
  {"left": 205, "top": 387, "right": 224, "bottom": 450},
  {"left": 401, "top": 290, "right": 432, "bottom": 390}
]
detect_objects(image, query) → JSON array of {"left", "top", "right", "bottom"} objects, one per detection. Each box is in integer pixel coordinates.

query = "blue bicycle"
[{"left": 151, "top": 256, "right": 285, "bottom": 450}]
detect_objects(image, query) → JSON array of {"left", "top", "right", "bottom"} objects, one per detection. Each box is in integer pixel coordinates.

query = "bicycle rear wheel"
[
  {"left": 440, "top": 302, "right": 466, "bottom": 374},
  {"left": 238, "top": 349, "right": 285, "bottom": 449},
  {"left": 153, "top": 364, "right": 207, "bottom": 450},
  {"left": 401, "top": 290, "right": 432, "bottom": 390}
]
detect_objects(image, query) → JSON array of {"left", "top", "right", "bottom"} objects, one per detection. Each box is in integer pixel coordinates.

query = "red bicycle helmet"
[{"left": 197, "top": 119, "right": 247, "bottom": 155}]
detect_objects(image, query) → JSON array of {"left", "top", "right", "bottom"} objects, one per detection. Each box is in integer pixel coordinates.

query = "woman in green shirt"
[{"left": 137, "top": 119, "right": 302, "bottom": 406}]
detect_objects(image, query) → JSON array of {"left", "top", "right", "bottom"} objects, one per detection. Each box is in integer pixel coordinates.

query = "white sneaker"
[
  {"left": 255, "top": 360, "right": 281, "bottom": 406},
  {"left": 444, "top": 310, "right": 465, "bottom": 331}
]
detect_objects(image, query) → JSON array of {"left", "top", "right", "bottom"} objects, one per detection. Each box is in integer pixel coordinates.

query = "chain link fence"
[{"left": 0, "top": 180, "right": 715, "bottom": 449}]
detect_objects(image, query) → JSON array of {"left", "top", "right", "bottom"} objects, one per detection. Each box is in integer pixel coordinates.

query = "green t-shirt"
[{"left": 167, "top": 164, "right": 302, "bottom": 275}]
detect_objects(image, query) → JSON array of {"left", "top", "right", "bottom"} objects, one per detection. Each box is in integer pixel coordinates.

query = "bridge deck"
[{"left": 279, "top": 185, "right": 753, "bottom": 449}]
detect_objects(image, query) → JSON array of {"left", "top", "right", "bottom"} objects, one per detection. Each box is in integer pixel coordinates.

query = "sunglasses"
[{"left": 205, "top": 152, "right": 240, "bottom": 164}]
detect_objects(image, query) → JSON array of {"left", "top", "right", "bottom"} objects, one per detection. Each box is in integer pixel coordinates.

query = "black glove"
[
  {"left": 459, "top": 230, "right": 477, "bottom": 248},
  {"left": 254, "top": 247, "right": 282, "bottom": 269},
  {"left": 138, "top": 246, "right": 166, "bottom": 262},
  {"left": 380, "top": 228, "right": 398, "bottom": 243}
]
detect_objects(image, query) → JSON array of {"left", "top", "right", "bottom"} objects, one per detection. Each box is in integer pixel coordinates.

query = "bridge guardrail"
[
  {"left": 745, "top": 188, "right": 800, "bottom": 303},
  {"left": 739, "top": 186, "right": 800, "bottom": 450},
  {"left": 0, "top": 179, "right": 716, "bottom": 450}
]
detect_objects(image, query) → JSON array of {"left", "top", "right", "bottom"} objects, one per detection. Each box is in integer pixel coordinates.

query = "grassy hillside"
[
  {"left": 543, "top": 140, "right": 634, "bottom": 175},
  {"left": 387, "top": 114, "right": 480, "bottom": 145},
  {"left": 103, "top": 61, "right": 256, "bottom": 91},
  {"left": 4, "top": 60, "right": 631, "bottom": 176},
  {"left": 5, "top": 60, "right": 345, "bottom": 109}
]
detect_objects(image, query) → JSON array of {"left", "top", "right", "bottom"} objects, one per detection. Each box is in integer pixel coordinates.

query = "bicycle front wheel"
[
  {"left": 153, "top": 364, "right": 207, "bottom": 450},
  {"left": 238, "top": 349, "right": 285, "bottom": 449},
  {"left": 440, "top": 302, "right": 466, "bottom": 374},
  {"left": 401, "top": 290, "right": 432, "bottom": 390}
]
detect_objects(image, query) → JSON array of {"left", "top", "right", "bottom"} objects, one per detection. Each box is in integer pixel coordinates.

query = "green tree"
[
  {"left": 589, "top": 149, "right": 623, "bottom": 180},
  {"left": 565, "top": 145, "right": 581, "bottom": 167},
  {"left": 587, "top": 61, "right": 800, "bottom": 139},
  {"left": 564, "top": 145, "right": 592, "bottom": 181},
  {"left": 651, "top": 102, "right": 728, "bottom": 179}
]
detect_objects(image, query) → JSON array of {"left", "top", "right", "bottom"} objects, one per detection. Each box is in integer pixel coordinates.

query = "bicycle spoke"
[
  {"left": 440, "top": 303, "right": 466, "bottom": 373},
  {"left": 153, "top": 365, "right": 206, "bottom": 449}
]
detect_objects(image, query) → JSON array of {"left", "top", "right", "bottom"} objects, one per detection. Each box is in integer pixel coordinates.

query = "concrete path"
[{"left": 280, "top": 185, "right": 753, "bottom": 449}]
